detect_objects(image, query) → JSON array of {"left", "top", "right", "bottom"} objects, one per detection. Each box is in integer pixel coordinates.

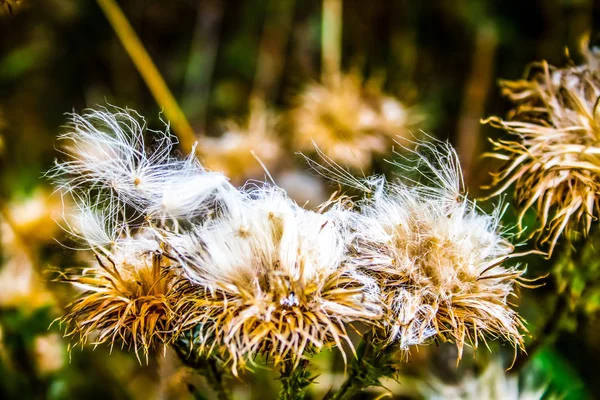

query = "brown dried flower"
[
  {"left": 350, "top": 143, "right": 526, "bottom": 358},
  {"left": 199, "top": 99, "right": 283, "bottom": 183},
  {"left": 60, "top": 233, "right": 184, "bottom": 361},
  {"left": 483, "top": 60, "right": 600, "bottom": 254}
]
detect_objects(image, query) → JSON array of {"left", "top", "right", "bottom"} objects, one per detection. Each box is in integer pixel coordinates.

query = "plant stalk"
[
  {"left": 326, "top": 331, "right": 396, "bottom": 400},
  {"left": 96, "top": 0, "right": 196, "bottom": 152},
  {"left": 510, "top": 287, "right": 568, "bottom": 372},
  {"left": 321, "top": 0, "right": 342, "bottom": 85},
  {"left": 278, "top": 358, "right": 312, "bottom": 400},
  {"left": 174, "top": 342, "right": 232, "bottom": 400}
]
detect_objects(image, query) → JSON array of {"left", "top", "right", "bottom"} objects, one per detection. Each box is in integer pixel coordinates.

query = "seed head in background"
[
  {"left": 171, "top": 186, "right": 382, "bottom": 374},
  {"left": 348, "top": 142, "right": 526, "bottom": 358},
  {"left": 198, "top": 99, "right": 283, "bottom": 184},
  {"left": 483, "top": 60, "right": 600, "bottom": 255},
  {"left": 291, "top": 73, "right": 416, "bottom": 170}
]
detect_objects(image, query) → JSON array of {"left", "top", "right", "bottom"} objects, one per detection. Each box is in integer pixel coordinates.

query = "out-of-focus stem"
[
  {"left": 252, "top": 0, "right": 295, "bottom": 103},
  {"left": 458, "top": 24, "right": 497, "bottom": 187},
  {"left": 321, "top": 0, "right": 342, "bottom": 85},
  {"left": 96, "top": 0, "right": 196, "bottom": 153},
  {"left": 182, "top": 0, "right": 223, "bottom": 135},
  {"left": 509, "top": 293, "right": 568, "bottom": 373}
]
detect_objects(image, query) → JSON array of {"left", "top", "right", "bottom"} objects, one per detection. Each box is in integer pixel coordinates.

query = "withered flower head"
[
  {"left": 198, "top": 99, "right": 283, "bottom": 183},
  {"left": 61, "top": 231, "right": 183, "bottom": 361},
  {"left": 51, "top": 107, "right": 238, "bottom": 361},
  {"left": 350, "top": 142, "right": 525, "bottom": 358},
  {"left": 291, "top": 73, "right": 413, "bottom": 170},
  {"left": 172, "top": 186, "right": 381, "bottom": 373},
  {"left": 483, "top": 60, "right": 600, "bottom": 254}
]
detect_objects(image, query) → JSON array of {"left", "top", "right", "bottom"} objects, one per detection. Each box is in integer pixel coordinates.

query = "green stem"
[
  {"left": 174, "top": 342, "right": 232, "bottom": 400},
  {"left": 278, "top": 358, "right": 312, "bottom": 400},
  {"left": 326, "top": 331, "right": 397, "bottom": 400}
]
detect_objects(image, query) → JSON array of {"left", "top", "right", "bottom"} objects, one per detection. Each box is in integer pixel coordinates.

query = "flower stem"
[
  {"left": 96, "top": 0, "right": 196, "bottom": 152},
  {"left": 278, "top": 359, "right": 312, "bottom": 400},
  {"left": 326, "top": 331, "right": 397, "bottom": 400},
  {"left": 174, "top": 341, "right": 232, "bottom": 400},
  {"left": 321, "top": 0, "right": 342, "bottom": 85}
]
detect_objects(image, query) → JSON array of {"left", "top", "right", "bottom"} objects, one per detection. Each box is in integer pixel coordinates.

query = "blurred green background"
[{"left": 0, "top": 0, "right": 598, "bottom": 399}]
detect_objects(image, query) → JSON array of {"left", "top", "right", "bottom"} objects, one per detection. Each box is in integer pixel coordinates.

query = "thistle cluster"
[
  {"left": 51, "top": 108, "right": 526, "bottom": 383},
  {"left": 484, "top": 60, "right": 600, "bottom": 254}
]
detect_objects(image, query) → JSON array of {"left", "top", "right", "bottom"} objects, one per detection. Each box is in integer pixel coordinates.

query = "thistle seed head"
[{"left": 484, "top": 60, "right": 600, "bottom": 254}]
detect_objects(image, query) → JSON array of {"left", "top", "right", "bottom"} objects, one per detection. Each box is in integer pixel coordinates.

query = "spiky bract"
[
  {"left": 484, "top": 60, "right": 600, "bottom": 254},
  {"left": 51, "top": 107, "right": 234, "bottom": 360},
  {"left": 60, "top": 233, "right": 184, "bottom": 361}
]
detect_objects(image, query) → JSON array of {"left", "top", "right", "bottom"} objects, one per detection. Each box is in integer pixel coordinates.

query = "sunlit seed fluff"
[
  {"left": 198, "top": 99, "right": 283, "bottom": 184},
  {"left": 291, "top": 73, "right": 414, "bottom": 170},
  {"left": 60, "top": 230, "right": 184, "bottom": 362},
  {"left": 483, "top": 60, "right": 600, "bottom": 255},
  {"left": 50, "top": 106, "right": 231, "bottom": 222},
  {"left": 350, "top": 142, "right": 525, "bottom": 358},
  {"left": 170, "top": 186, "right": 381, "bottom": 374}
]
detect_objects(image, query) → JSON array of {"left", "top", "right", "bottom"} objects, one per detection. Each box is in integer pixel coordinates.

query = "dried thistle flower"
[
  {"left": 483, "top": 60, "right": 600, "bottom": 254},
  {"left": 60, "top": 231, "right": 184, "bottom": 361},
  {"left": 348, "top": 142, "right": 526, "bottom": 358},
  {"left": 291, "top": 73, "right": 413, "bottom": 170},
  {"left": 0, "top": 206, "right": 56, "bottom": 311},
  {"left": 198, "top": 99, "right": 283, "bottom": 183},
  {"left": 171, "top": 186, "right": 381, "bottom": 373},
  {"left": 50, "top": 107, "right": 239, "bottom": 361}
]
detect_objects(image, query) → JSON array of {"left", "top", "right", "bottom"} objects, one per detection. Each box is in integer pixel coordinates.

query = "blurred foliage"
[
  {"left": 0, "top": 0, "right": 598, "bottom": 399},
  {"left": 556, "top": 228, "right": 600, "bottom": 316}
]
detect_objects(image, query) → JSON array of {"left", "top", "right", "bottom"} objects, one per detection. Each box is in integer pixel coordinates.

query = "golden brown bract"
[
  {"left": 484, "top": 61, "right": 600, "bottom": 255},
  {"left": 177, "top": 266, "right": 374, "bottom": 374},
  {"left": 60, "top": 242, "right": 184, "bottom": 362}
]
